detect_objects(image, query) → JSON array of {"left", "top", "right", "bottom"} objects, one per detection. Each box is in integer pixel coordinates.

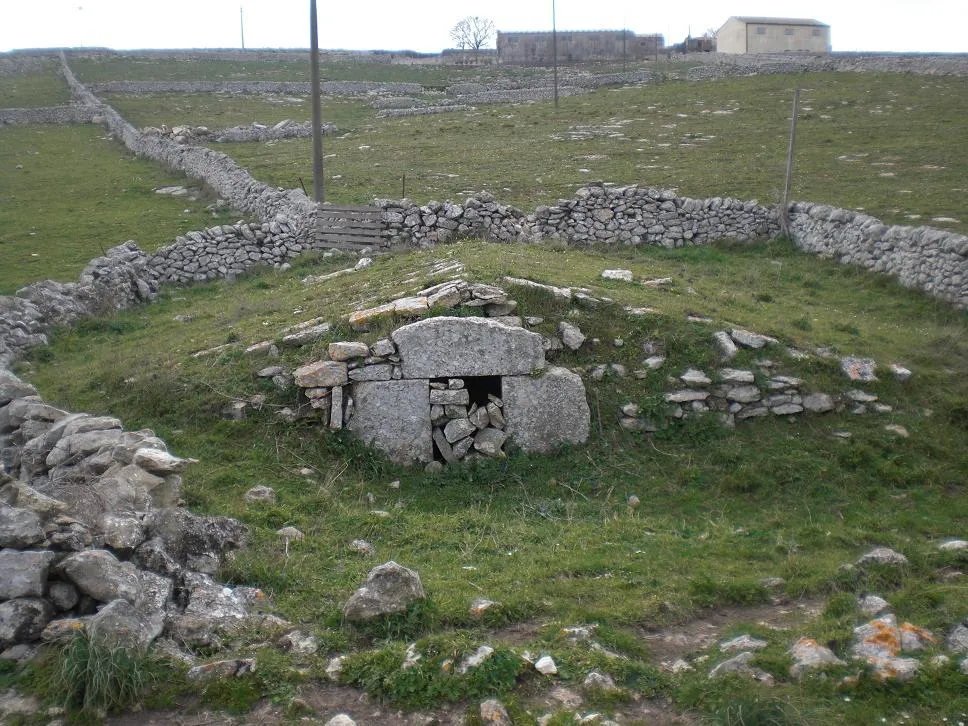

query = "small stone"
[
  {"left": 847, "top": 390, "right": 878, "bottom": 403},
  {"left": 582, "top": 671, "right": 619, "bottom": 691},
  {"left": 325, "top": 715, "right": 356, "bottom": 726},
  {"left": 720, "top": 635, "right": 768, "bottom": 653},
  {"left": 479, "top": 699, "right": 511, "bottom": 725},
  {"left": 858, "top": 594, "right": 890, "bottom": 616},
  {"left": 884, "top": 424, "right": 909, "bottom": 438},
  {"left": 730, "top": 328, "right": 777, "bottom": 349},
  {"left": 444, "top": 418, "right": 476, "bottom": 444},
  {"left": 558, "top": 321, "right": 585, "bottom": 350},
  {"left": 840, "top": 357, "right": 878, "bottom": 382},
  {"left": 601, "top": 269, "right": 633, "bottom": 282},
  {"left": 276, "top": 526, "right": 304, "bottom": 541},
  {"left": 889, "top": 363, "right": 912, "bottom": 382},
  {"left": 535, "top": 655, "right": 558, "bottom": 675},
  {"left": 279, "top": 630, "right": 319, "bottom": 656},
  {"left": 643, "top": 355, "right": 666, "bottom": 369},
  {"left": 681, "top": 368, "right": 711, "bottom": 386},
  {"left": 243, "top": 486, "right": 276, "bottom": 503},
  {"left": 789, "top": 637, "right": 846, "bottom": 679},
  {"left": 856, "top": 547, "right": 908, "bottom": 566},
  {"left": 938, "top": 539, "right": 968, "bottom": 551},
  {"left": 458, "top": 645, "right": 495, "bottom": 674},
  {"left": 713, "top": 331, "right": 738, "bottom": 361},
  {"left": 627, "top": 495, "right": 640, "bottom": 508},
  {"left": 802, "top": 392, "right": 835, "bottom": 413},
  {"left": 348, "top": 539, "right": 375, "bottom": 555},
  {"left": 474, "top": 428, "right": 508, "bottom": 457},
  {"left": 470, "top": 599, "right": 499, "bottom": 616},
  {"left": 325, "top": 655, "right": 345, "bottom": 681},
  {"left": 719, "top": 368, "right": 754, "bottom": 384}
]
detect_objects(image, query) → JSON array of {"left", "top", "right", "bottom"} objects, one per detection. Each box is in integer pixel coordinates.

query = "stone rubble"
[{"left": 0, "top": 371, "right": 258, "bottom": 656}]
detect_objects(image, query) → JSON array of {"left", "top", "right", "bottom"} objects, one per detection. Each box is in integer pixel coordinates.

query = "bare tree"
[{"left": 450, "top": 16, "right": 496, "bottom": 50}]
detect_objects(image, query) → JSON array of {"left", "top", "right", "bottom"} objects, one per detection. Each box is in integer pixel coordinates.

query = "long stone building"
[
  {"left": 715, "top": 17, "right": 831, "bottom": 54},
  {"left": 496, "top": 30, "right": 663, "bottom": 66}
]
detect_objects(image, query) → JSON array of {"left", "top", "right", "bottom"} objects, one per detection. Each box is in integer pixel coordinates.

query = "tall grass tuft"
[{"left": 47, "top": 631, "right": 156, "bottom": 718}]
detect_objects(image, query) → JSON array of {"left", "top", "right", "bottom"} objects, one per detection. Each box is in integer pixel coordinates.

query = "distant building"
[
  {"left": 715, "top": 17, "right": 830, "bottom": 54},
  {"left": 497, "top": 30, "right": 663, "bottom": 66}
]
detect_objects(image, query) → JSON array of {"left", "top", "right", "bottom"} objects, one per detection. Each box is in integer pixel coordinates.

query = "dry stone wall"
[
  {"left": 0, "top": 105, "right": 99, "bottom": 125},
  {"left": 87, "top": 80, "right": 424, "bottom": 96},
  {"left": 788, "top": 203, "right": 968, "bottom": 308},
  {"left": 378, "top": 185, "right": 780, "bottom": 248}
]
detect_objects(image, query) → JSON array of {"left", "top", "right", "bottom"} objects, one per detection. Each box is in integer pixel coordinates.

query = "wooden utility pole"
[
  {"left": 780, "top": 87, "right": 800, "bottom": 236},
  {"left": 552, "top": 0, "right": 558, "bottom": 108},
  {"left": 309, "top": 0, "right": 324, "bottom": 203}
]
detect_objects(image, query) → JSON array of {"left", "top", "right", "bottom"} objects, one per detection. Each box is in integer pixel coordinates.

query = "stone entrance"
[{"left": 295, "top": 316, "right": 590, "bottom": 466}]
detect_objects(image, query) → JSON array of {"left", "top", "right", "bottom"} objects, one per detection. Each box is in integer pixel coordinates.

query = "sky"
[{"left": 1, "top": 0, "right": 965, "bottom": 54}]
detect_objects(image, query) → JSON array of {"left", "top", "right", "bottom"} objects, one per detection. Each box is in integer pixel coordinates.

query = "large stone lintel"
[{"left": 391, "top": 316, "right": 544, "bottom": 379}]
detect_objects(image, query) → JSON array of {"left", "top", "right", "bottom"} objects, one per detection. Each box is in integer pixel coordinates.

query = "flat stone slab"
[
  {"left": 503, "top": 367, "right": 590, "bottom": 454},
  {"left": 348, "top": 380, "right": 432, "bottom": 464},
  {"left": 392, "top": 316, "right": 545, "bottom": 379}
]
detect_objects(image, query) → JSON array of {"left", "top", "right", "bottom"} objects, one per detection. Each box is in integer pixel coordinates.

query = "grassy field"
[
  {"left": 0, "top": 125, "right": 241, "bottom": 293},
  {"left": 70, "top": 54, "right": 701, "bottom": 86},
  {"left": 0, "top": 58, "right": 71, "bottom": 106},
  {"left": 103, "top": 71, "right": 968, "bottom": 235},
  {"left": 12, "top": 239, "right": 968, "bottom": 724}
]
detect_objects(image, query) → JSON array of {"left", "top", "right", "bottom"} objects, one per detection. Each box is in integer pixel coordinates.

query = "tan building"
[{"left": 715, "top": 17, "right": 830, "bottom": 54}]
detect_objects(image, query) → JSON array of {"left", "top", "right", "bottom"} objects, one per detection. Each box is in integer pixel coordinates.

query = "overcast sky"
[{"left": 1, "top": 0, "right": 965, "bottom": 54}]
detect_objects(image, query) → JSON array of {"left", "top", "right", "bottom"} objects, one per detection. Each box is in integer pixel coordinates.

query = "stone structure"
[
  {"left": 497, "top": 30, "right": 663, "bottom": 66},
  {"left": 0, "top": 370, "right": 259, "bottom": 654},
  {"left": 715, "top": 17, "right": 831, "bottom": 55},
  {"left": 292, "top": 310, "right": 590, "bottom": 466}
]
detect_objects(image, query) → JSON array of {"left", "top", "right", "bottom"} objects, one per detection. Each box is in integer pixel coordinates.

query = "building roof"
[{"left": 729, "top": 16, "right": 829, "bottom": 28}]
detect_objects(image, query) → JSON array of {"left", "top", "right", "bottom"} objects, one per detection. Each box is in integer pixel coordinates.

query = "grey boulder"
[{"left": 343, "top": 561, "right": 425, "bottom": 621}]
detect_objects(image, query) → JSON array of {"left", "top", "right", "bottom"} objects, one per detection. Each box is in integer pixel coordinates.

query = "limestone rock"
[
  {"left": 720, "top": 635, "right": 768, "bottom": 653},
  {"left": 474, "top": 428, "right": 508, "bottom": 457},
  {"left": 850, "top": 615, "right": 900, "bottom": 660},
  {"left": 840, "top": 357, "right": 878, "bottom": 382},
  {"left": 88, "top": 598, "right": 163, "bottom": 650},
  {"left": 243, "top": 486, "right": 276, "bottom": 503},
  {"left": 293, "top": 360, "right": 348, "bottom": 388},
  {"left": 858, "top": 594, "right": 890, "bottom": 617},
  {"left": 0, "top": 507, "right": 44, "bottom": 548},
  {"left": 458, "top": 645, "right": 495, "bottom": 674},
  {"left": 348, "top": 380, "right": 432, "bottom": 464},
  {"left": 325, "top": 715, "right": 357, "bottom": 726},
  {"left": 558, "top": 321, "right": 586, "bottom": 351},
  {"left": 802, "top": 392, "right": 835, "bottom": 413},
  {"left": 856, "top": 547, "right": 908, "bottom": 567},
  {"left": 328, "top": 342, "right": 369, "bottom": 361},
  {"left": 479, "top": 699, "right": 511, "bottom": 725},
  {"left": 59, "top": 550, "right": 142, "bottom": 604},
  {"left": 730, "top": 328, "right": 777, "bottom": 349},
  {"left": 713, "top": 331, "right": 738, "bottom": 361},
  {"left": 946, "top": 623, "right": 968, "bottom": 654},
  {"left": 131, "top": 448, "right": 189, "bottom": 475},
  {"left": 789, "top": 637, "right": 845, "bottom": 679},
  {"left": 583, "top": 671, "right": 619, "bottom": 691},
  {"left": 187, "top": 658, "right": 256, "bottom": 682},
  {"left": 535, "top": 654, "right": 558, "bottom": 675},
  {"left": 503, "top": 367, "right": 590, "bottom": 454},
  {"left": 0, "top": 371, "right": 38, "bottom": 406},
  {"left": 0, "top": 598, "right": 52, "bottom": 648},
  {"left": 601, "top": 269, "right": 633, "bottom": 282},
  {"left": 443, "top": 418, "right": 476, "bottom": 444},
  {"left": 0, "top": 550, "right": 56, "bottom": 600},
  {"left": 143, "top": 508, "right": 248, "bottom": 574},
  {"left": 392, "top": 316, "right": 545, "bottom": 378},
  {"left": 342, "top": 561, "right": 425, "bottom": 621}
]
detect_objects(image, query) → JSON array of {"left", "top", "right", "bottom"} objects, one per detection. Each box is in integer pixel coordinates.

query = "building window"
[
  {"left": 812, "top": 28, "right": 823, "bottom": 37},
  {"left": 784, "top": 28, "right": 795, "bottom": 36},
  {"left": 756, "top": 26, "right": 766, "bottom": 35}
]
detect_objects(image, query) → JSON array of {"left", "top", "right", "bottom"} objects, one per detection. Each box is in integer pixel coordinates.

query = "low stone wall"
[
  {"left": 788, "top": 203, "right": 968, "bottom": 308},
  {"left": 88, "top": 80, "right": 424, "bottom": 97},
  {"left": 686, "top": 52, "right": 968, "bottom": 80},
  {"left": 57, "top": 54, "right": 319, "bottom": 246},
  {"left": 378, "top": 185, "right": 779, "bottom": 248},
  {"left": 0, "top": 105, "right": 99, "bottom": 125}
]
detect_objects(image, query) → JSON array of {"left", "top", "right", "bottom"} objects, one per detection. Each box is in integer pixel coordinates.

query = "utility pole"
[
  {"left": 552, "top": 0, "right": 558, "bottom": 108},
  {"left": 240, "top": 6, "right": 245, "bottom": 50},
  {"left": 309, "top": 0, "right": 325, "bottom": 203}
]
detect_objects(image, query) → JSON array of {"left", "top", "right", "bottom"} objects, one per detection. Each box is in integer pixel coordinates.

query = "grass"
[
  {"left": 0, "top": 125, "right": 241, "bottom": 293},
  {"left": 99, "top": 72, "right": 968, "bottom": 235},
  {"left": 13, "top": 238, "right": 968, "bottom": 722},
  {"left": 0, "top": 58, "right": 71, "bottom": 107},
  {"left": 69, "top": 54, "right": 701, "bottom": 86}
]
